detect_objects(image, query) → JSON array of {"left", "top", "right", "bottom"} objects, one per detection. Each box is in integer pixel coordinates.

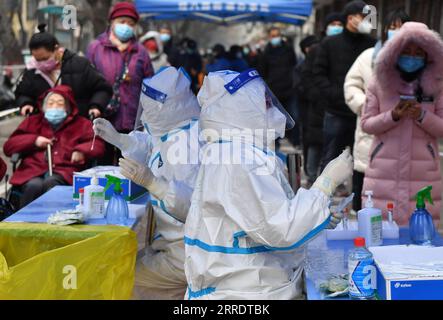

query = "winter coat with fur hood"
[{"left": 361, "top": 22, "right": 443, "bottom": 226}]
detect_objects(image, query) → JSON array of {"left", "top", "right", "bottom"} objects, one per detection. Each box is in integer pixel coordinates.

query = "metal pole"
[{"left": 47, "top": 144, "right": 53, "bottom": 177}]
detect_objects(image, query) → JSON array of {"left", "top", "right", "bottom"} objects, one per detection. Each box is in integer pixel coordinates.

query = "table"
[
  {"left": 305, "top": 228, "right": 443, "bottom": 300},
  {"left": 5, "top": 186, "right": 149, "bottom": 229}
]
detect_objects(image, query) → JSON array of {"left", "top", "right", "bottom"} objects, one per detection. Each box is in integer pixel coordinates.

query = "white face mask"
[{"left": 357, "top": 19, "right": 372, "bottom": 34}]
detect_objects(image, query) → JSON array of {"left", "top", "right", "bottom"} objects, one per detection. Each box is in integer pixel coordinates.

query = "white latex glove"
[
  {"left": 93, "top": 118, "right": 132, "bottom": 151},
  {"left": 313, "top": 148, "right": 353, "bottom": 196},
  {"left": 119, "top": 157, "right": 169, "bottom": 200}
]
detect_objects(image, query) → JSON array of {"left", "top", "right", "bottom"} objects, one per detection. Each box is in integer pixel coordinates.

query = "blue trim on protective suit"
[
  {"left": 187, "top": 286, "right": 216, "bottom": 300},
  {"left": 184, "top": 216, "right": 331, "bottom": 254},
  {"left": 233, "top": 231, "right": 247, "bottom": 248},
  {"left": 160, "top": 118, "right": 198, "bottom": 142}
]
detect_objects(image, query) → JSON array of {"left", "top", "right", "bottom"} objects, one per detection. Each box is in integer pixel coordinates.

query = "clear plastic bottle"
[
  {"left": 410, "top": 186, "right": 435, "bottom": 245},
  {"left": 348, "top": 237, "right": 376, "bottom": 300},
  {"left": 105, "top": 175, "right": 129, "bottom": 226},
  {"left": 106, "top": 189, "right": 129, "bottom": 226}
]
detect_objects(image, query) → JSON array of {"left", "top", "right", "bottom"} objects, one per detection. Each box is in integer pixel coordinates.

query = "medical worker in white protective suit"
[
  {"left": 184, "top": 69, "right": 353, "bottom": 300},
  {"left": 93, "top": 67, "right": 201, "bottom": 299}
]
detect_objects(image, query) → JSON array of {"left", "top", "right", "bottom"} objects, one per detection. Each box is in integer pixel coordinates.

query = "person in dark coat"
[
  {"left": 4, "top": 85, "right": 106, "bottom": 209},
  {"left": 300, "top": 13, "right": 344, "bottom": 187},
  {"left": 15, "top": 25, "right": 112, "bottom": 119},
  {"left": 159, "top": 26, "right": 181, "bottom": 68},
  {"left": 313, "top": 0, "right": 376, "bottom": 177},
  {"left": 228, "top": 45, "right": 249, "bottom": 72},
  {"left": 177, "top": 38, "right": 203, "bottom": 93},
  {"left": 206, "top": 44, "right": 232, "bottom": 73},
  {"left": 258, "top": 26, "right": 297, "bottom": 146}
]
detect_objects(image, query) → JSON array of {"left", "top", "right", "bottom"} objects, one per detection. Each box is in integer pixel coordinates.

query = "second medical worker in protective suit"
[
  {"left": 184, "top": 69, "right": 353, "bottom": 300},
  {"left": 93, "top": 67, "right": 201, "bottom": 299}
]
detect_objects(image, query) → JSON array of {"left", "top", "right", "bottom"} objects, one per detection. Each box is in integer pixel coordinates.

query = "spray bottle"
[
  {"left": 104, "top": 175, "right": 129, "bottom": 226},
  {"left": 410, "top": 186, "right": 435, "bottom": 245},
  {"left": 358, "top": 191, "right": 383, "bottom": 247}
]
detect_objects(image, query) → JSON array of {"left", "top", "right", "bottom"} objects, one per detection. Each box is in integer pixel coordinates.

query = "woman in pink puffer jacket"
[{"left": 362, "top": 22, "right": 443, "bottom": 227}]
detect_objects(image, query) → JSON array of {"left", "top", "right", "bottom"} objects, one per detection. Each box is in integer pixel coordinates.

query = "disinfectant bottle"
[
  {"left": 410, "top": 185, "right": 435, "bottom": 245},
  {"left": 358, "top": 191, "right": 382, "bottom": 247},
  {"left": 83, "top": 175, "right": 105, "bottom": 219},
  {"left": 348, "top": 237, "right": 376, "bottom": 300},
  {"left": 105, "top": 175, "right": 129, "bottom": 226}
]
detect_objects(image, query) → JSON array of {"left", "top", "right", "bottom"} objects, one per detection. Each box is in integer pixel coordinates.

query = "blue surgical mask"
[
  {"left": 397, "top": 55, "right": 426, "bottom": 73},
  {"left": 270, "top": 37, "right": 282, "bottom": 47},
  {"left": 326, "top": 25, "right": 343, "bottom": 36},
  {"left": 45, "top": 108, "right": 67, "bottom": 125},
  {"left": 160, "top": 33, "right": 171, "bottom": 43},
  {"left": 114, "top": 23, "right": 134, "bottom": 43},
  {"left": 387, "top": 30, "right": 397, "bottom": 40}
]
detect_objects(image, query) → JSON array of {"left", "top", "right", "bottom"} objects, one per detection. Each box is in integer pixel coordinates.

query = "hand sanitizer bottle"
[
  {"left": 83, "top": 174, "right": 105, "bottom": 219},
  {"left": 358, "top": 191, "right": 382, "bottom": 247}
]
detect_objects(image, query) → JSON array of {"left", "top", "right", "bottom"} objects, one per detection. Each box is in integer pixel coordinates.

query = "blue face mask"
[
  {"left": 45, "top": 108, "right": 67, "bottom": 125},
  {"left": 160, "top": 33, "right": 171, "bottom": 43},
  {"left": 326, "top": 25, "right": 343, "bottom": 36},
  {"left": 397, "top": 55, "right": 426, "bottom": 73},
  {"left": 387, "top": 30, "right": 397, "bottom": 40},
  {"left": 270, "top": 37, "right": 282, "bottom": 47},
  {"left": 114, "top": 23, "right": 134, "bottom": 43}
]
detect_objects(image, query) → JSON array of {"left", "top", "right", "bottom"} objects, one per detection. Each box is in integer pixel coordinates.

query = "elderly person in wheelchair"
[{"left": 3, "top": 85, "right": 105, "bottom": 209}]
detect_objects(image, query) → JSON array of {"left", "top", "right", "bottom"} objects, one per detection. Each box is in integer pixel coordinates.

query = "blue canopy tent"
[{"left": 135, "top": 0, "right": 313, "bottom": 25}]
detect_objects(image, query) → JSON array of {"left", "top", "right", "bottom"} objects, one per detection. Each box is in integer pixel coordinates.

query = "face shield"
[
  {"left": 198, "top": 69, "right": 295, "bottom": 145},
  {"left": 134, "top": 67, "right": 200, "bottom": 136},
  {"left": 223, "top": 69, "right": 295, "bottom": 132}
]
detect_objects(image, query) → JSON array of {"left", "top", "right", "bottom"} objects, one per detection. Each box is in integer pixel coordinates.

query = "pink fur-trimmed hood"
[{"left": 375, "top": 22, "right": 443, "bottom": 96}]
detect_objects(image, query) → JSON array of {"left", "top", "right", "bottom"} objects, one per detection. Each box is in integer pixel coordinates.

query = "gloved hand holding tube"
[
  {"left": 119, "top": 157, "right": 169, "bottom": 200},
  {"left": 312, "top": 148, "right": 353, "bottom": 197},
  {"left": 93, "top": 118, "right": 134, "bottom": 152}
]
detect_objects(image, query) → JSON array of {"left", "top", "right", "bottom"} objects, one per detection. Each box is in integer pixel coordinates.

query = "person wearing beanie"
[
  {"left": 87, "top": 1, "right": 154, "bottom": 165},
  {"left": 313, "top": 0, "right": 376, "bottom": 196},
  {"left": 324, "top": 12, "right": 345, "bottom": 37}
]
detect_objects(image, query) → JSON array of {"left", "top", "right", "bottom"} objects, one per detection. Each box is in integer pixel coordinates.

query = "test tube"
[{"left": 91, "top": 133, "right": 96, "bottom": 151}]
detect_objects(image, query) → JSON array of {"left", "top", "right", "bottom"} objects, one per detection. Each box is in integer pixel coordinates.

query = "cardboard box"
[
  {"left": 73, "top": 166, "right": 147, "bottom": 202},
  {"left": 369, "top": 246, "right": 443, "bottom": 300}
]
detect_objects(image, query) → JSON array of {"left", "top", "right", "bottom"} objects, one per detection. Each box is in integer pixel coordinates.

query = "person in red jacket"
[
  {"left": 0, "top": 157, "right": 6, "bottom": 182},
  {"left": 4, "top": 85, "right": 106, "bottom": 209}
]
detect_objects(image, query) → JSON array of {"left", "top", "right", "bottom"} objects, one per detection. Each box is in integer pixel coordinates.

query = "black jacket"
[
  {"left": 258, "top": 41, "right": 297, "bottom": 102},
  {"left": 301, "top": 45, "right": 325, "bottom": 146},
  {"left": 313, "top": 28, "right": 376, "bottom": 118},
  {"left": 15, "top": 49, "right": 112, "bottom": 117}
]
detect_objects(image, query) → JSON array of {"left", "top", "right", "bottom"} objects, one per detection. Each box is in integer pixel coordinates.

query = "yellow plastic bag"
[{"left": 0, "top": 223, "right": 137, "bottom": 300}]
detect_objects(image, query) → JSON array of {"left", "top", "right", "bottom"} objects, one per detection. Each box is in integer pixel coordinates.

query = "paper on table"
[{"left": 370, "top": 245, "right": 443, "bottom": 278}]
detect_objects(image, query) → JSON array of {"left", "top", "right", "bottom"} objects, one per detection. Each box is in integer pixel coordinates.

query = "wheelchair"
[{"left": 2, "top": 113, "right": 100, "bottom": 220}]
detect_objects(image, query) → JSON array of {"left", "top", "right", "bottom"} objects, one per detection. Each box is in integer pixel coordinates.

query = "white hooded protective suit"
[
  {"left": 122, "top": 67, "right": 201, "bottom": 299},
  {"left": 184, "top": 70, "right": 332, "bottom": 300}
]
